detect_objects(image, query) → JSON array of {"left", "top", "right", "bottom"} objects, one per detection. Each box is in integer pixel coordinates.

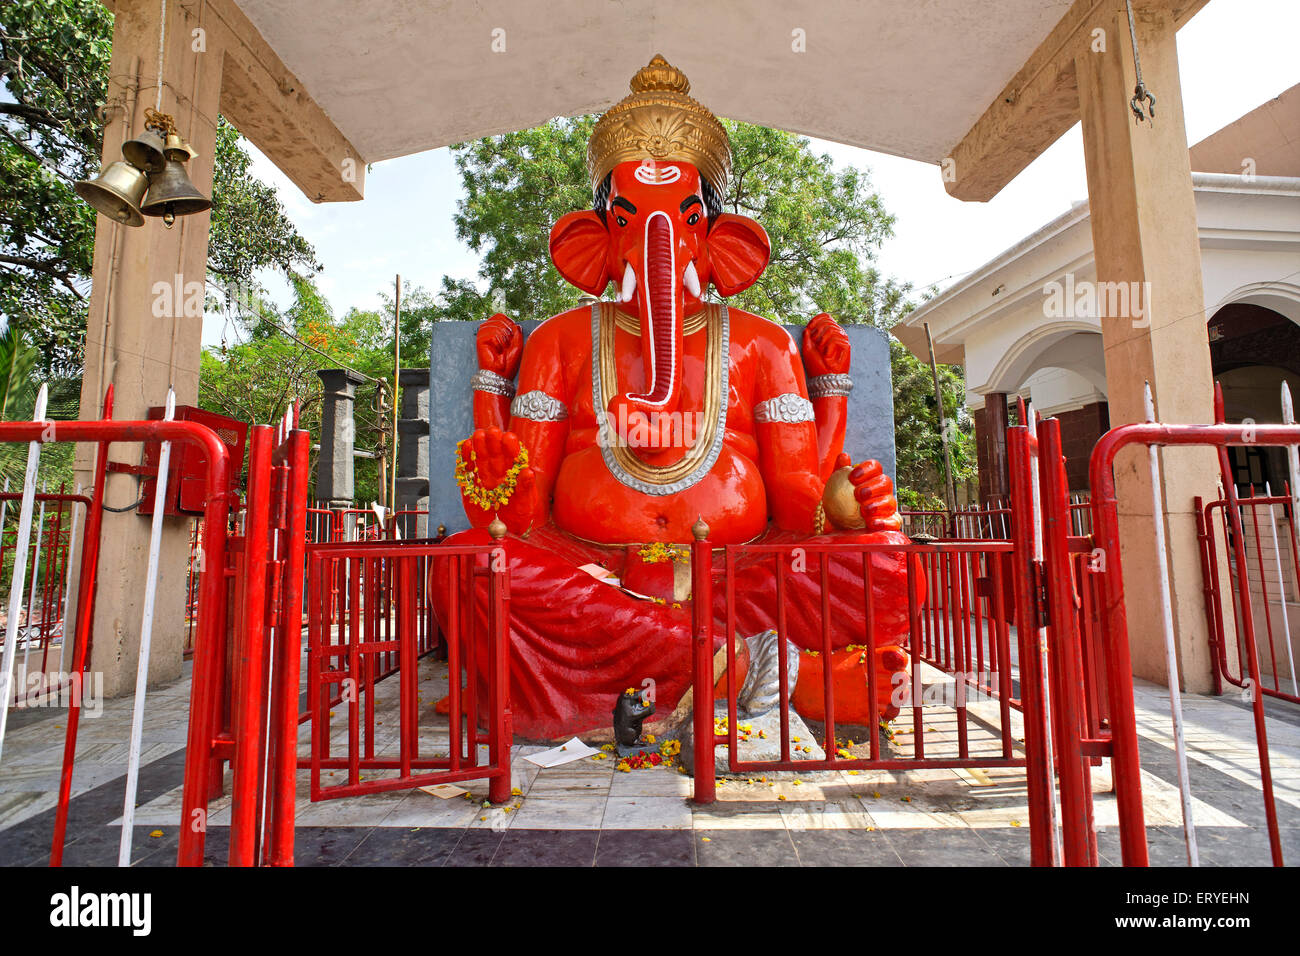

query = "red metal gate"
[
  {"left": 301, "top": 535, "right": 512, "bottom": 804},
  {"left": 1088, "top": 382, "right": 1297, "bottom": 867},
  {"left": 1196, "top": 487, "right": 1299, "bottom": 706},
  {"left": 0, "top": 386, "right": 239, "bottom": 866},
  {"left": 0, "top": 488, "right": 91, "bottom": 699},
  {"left": 690, "top": 409, "right": 1134, "bottom": 867},
  {"left": 178, "top": 409, "right": 309, "bottom": 867}
]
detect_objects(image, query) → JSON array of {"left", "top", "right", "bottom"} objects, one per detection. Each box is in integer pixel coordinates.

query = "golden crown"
[{"left": 587, "top": 55, "right": 731, "bottom": 196}]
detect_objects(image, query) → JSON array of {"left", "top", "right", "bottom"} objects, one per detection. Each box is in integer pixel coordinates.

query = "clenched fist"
[
  {"left": 476, "top": 313, "right": 524, "bottom": 379},
  {"left": 801, "top": 312, "right": 851, "bottom": 378},
  {"left": 847, "top": 459, "right": 901, "bottom": 533}
]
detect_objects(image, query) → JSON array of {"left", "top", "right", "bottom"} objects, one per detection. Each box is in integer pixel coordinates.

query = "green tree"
[
  {"left": 437, "top": 117, "right": 597, "bottom": 325},
  {"left": 0, "top": 0, "right": 319, "bottom": 377},
  {"left": 199, "top": 277, "right": 398, "bottom": 502},
  {"left": 0, "top": 324, "right": 79, "bottom": 490},
  {"left": 439, "top": 117, "right": 910, "bottom": 328},
  {"left": 889, "top": 338, "right": 976, "bottom": 509}
]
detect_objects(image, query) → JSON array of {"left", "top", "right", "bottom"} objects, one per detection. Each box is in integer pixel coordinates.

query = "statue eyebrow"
[
  {"left": 611, "top": 197, "right": 637, "bottom": 215},
  {"left": 680, "top": 195, "right": 703, "bottom": 213}
]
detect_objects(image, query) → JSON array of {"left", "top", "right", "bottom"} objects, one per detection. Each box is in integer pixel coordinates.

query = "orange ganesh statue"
[{"left": 433, "top": 56, "right": 915, "bottom": 740}]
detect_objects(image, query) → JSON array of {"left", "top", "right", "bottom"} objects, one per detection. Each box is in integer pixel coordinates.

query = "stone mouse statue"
[{"left": 613, "top": 687, "right": 656, "bottom": 756}]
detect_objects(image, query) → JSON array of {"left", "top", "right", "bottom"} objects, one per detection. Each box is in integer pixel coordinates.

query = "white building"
[{"left": 895, "top": 85, "right": 1300, "bottom": 500}]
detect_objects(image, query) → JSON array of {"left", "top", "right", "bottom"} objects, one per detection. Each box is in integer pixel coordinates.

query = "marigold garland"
[
  {"left": 455, "top": 438, "right": 529, "bottom": 512},
  {"left": 637, "top": 542, "right": 689, "bottom": 564},
  {"left": 605, "top": 737, "right": 683, "bottom": 771}
]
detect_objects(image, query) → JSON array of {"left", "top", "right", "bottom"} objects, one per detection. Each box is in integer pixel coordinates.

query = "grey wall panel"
[{"left": 428, "top": 317, "right": 894, "bottom": 533}]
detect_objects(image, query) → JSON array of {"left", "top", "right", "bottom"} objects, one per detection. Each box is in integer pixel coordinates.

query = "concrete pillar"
[
  {"left": 1075, "top": 3, "right": 1218, "bottom": 692},
  {"left": 396, "top": 368, "right": 430, "bottom": 538},
  {"left": 76, "top": 0, "right": 223, "bottom": 696},
  {"left": 315, "top": 369, "right": 367, "bottom": 507}
]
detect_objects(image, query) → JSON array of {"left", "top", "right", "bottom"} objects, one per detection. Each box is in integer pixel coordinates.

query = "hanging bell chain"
[
  {"left": 1125, "top": 0, "right": 1157, "bottom": 124},
  {"left": 142, "top": 107, "right": 179, "bottom": 137}
]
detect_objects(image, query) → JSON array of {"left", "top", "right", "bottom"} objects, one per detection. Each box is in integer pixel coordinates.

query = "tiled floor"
[{"left": 2, "top": 654, "right": 1298, "bottom": 866}]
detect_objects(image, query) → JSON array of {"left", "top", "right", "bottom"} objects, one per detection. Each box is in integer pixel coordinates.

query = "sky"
[{"left": 206, "top": 0, "right": 1300, "bottom": 350}]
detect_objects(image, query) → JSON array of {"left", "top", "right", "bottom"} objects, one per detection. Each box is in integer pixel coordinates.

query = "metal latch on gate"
[{"left": 1031, "top": 560, "right": 1050, "bottom": 627}]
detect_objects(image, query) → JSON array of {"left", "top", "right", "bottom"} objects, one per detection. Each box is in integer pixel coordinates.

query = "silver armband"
[
  {"left": 471, "top": 369, "right": 516, "bottom": 398},
  {"left": 807, "top": 373, "right": 854, "bottom": 399},
  {"left": 753, "top": 393, "right": 815, "bottom": 424},
  {"left": 510, "top": 390, "right": 568, "bottom": 422}
]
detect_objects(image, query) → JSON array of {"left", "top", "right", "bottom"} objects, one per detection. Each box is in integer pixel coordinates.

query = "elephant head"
[{"left": 550, "top": 158, "right": 769, "bottom": 451}]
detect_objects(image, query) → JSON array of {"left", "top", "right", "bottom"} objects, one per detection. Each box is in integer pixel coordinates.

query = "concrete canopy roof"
[{"left": 232, "top": 0, "right": 1078, "bottom": 166}]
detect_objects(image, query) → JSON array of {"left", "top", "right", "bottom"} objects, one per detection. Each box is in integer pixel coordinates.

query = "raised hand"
[
  {"left": 476, "top": 313, "right": 525, "bottom": 379},
  {"left": 801, "top": 312, "right": 851, "bottom": 378},
  {"left": 457, "top": 426, "right": 537, "bottom": 529},
  {"left": 847, "top": 459, "right": 902, "bottom": 533}
]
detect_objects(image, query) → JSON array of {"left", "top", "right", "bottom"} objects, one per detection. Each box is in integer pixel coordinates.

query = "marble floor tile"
[
  {"left": 596, "top": 828, "right": 694, "bottom": 866},
  {"left": 507, "top": 793, "right": 606, "bottom": 830},
  {"left": 696, "top": 828, "right": 798, "bottom": 866},
  {"left": 602, "top": 796, "right": 692, "bottom": 829}
]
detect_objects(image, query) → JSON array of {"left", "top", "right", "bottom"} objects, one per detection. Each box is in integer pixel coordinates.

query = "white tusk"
[
  {"left": 683, "top": 259, "right": 701, "bottom": 298},
  {"left": 620, "top": 262, "right": 636, "bottom": 303}
]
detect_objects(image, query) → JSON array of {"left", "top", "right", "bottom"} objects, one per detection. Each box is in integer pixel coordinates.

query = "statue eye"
[
  {"left": 615, "top": 215, "right": 628, "bottom": 227},
  {"left": 686, "top": 212, "right": 700, "bottom": 226}
]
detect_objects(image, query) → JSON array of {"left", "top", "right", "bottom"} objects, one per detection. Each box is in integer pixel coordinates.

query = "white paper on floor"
[{"left": 524, "top": 737, "right": 600, "bottom": 768}]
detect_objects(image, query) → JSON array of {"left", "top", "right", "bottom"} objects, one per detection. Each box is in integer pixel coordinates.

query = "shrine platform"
[{"left": 2, "top": 655, "right": 1297, "bottom": 867}]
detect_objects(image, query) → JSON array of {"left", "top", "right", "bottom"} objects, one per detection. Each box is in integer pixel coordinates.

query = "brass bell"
[
  {"left": 163, "top": 132, "right": 198, "bottom": 162},
  {"left": 121, "top": 127, "right": 168, "bottom": 174},
  {"left": 140, "top": 158, "right": 211, "bottom": 227},
  {"left": 74, "top": 161, "right": 149, "bottom": 227}
]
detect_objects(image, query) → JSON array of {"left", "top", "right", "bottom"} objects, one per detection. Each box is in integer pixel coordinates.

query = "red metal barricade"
[
  {"left": 0, "top": 387, "right": 238, "bottom": 866},
  {"left": 183, "top": 517, "right": 202, "bottom": 658},
  {"left": 177, "top": 408, "right": 308, "bottom": 867},
  {"left": 306, "top": 507, "right": 336, "bottom": 544},
  {"left": 0, "top": 488, "right": 90, "bottom": 700},
  {"left": 910, "top": 544, "right": 1017, "bottom": 713},
  {"left": 900, "top": 505, "right": 1013, "bottom": 540},
  {"left": 1088, "top": 384, "right": 1298, "bottom": 867},
  {"left": 296, "top": 537, "right": 439, "bottom": 725},
  {"left": 1196, "top": 487, "right": 1299, "bottom": 705},
  {"left": 690, "top": 411, "right": 1126, "bottom": 868},
  {"left": 301, "top": 537, "right": 511, "bottom": 803},
  {"left": 697, "top": 536, "right": 1028, "bottom": 772}
]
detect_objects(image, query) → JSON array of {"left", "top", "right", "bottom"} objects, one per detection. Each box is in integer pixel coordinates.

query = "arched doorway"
[
  {"left": 1208, "top": 302, "right": 1300, "bottom": 494},
  {"left": 1206, "top": 301, "right": 1300, "bottom": 695},
  {"left": 974, "top": 326, "right": 1108, "bottom": 503}
]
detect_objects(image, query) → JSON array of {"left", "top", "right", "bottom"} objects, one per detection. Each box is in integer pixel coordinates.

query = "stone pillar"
[
  {"left": 975, "top": 392, "right": 1010, "bottom": 504},
  {"left": 316, "top": 369, "right": 367, "bottom": 507},
  {"left": 76, "top": 0, "right": 224, "bottom": 696},
  {"left": 1075, "top": 4, "right": 1218, "bottom": 692},
  {"left": 396, "top": 368, "right": 430, "bottom": 538}
]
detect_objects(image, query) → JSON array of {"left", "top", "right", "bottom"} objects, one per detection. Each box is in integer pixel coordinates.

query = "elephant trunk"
[{"left": 611, "top": 211, "right": 685, "bottom": 452}]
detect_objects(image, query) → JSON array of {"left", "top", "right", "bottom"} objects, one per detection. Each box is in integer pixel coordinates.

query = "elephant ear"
[
  {"left": 550, "top": 210, "right": 612, "bottom": 296},
  {"left": 707, "top": 213, "right": 770, "bottom": 296}
]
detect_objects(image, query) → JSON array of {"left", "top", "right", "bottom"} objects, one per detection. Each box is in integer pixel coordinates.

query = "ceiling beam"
[
  {"left": 102, "top": 0, "right": 366, "bottom": 202},
  {"left": 942, "top": 0, "right": 1209, "bottom": 202},
  {"left": 206, "top": 0, "right": 364, "bottom": 202}
]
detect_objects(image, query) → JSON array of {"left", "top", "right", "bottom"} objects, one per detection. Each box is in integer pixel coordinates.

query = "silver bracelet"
[
  {"left": 753, "top": 393, "right": 815, "bottom": 424},
  {"left": 511, "top": 390, "right": 568, "bottom": 422},
  {"left": 807, "top": 373, "right": 854, "bottom": 399},
  {"left": 470, "top": 369, "right": 516, "bottom": 398}
]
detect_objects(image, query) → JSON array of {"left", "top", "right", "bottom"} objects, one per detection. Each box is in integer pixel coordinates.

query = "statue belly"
[{"left": 551, "top": 444, "right": 768, "bottom": 544}]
